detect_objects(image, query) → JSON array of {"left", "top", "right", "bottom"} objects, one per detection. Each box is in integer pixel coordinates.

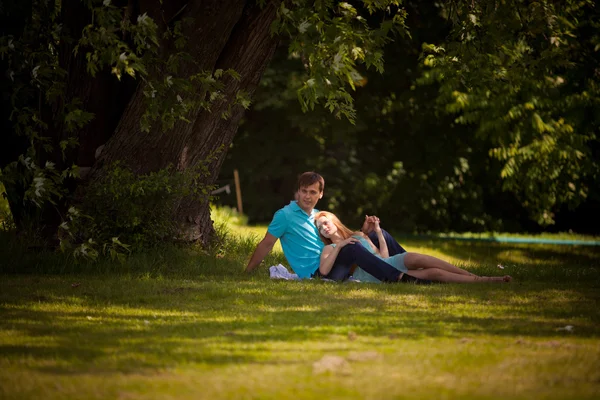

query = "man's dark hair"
[{"left": 297, "top": 171, "right": 325, "bottom": 192}]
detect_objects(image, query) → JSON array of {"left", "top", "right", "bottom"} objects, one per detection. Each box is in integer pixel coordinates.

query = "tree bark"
[
  {"left": 91, "top": 0, "right": 280, "bottom": 245},
  {"left": 176, "top": 0, "right": 280, "bottom": 242}
]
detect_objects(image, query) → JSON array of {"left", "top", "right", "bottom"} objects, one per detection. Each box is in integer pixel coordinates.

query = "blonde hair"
[{"left": 314, "top": 211, "right": 360, "bottom": 245}]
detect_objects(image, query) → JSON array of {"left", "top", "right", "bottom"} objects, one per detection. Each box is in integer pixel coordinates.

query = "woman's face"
[{"left": 316, "top": 216, "right": 337, "bottom": 238}]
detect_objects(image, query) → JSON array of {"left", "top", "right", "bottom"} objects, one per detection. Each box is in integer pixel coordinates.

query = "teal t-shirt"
[{"left": 267, "top": 201, "right": 323, "bottom": 279}]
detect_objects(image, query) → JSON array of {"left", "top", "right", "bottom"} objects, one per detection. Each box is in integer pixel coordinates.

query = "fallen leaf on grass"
[{"left": 312, "top": 355, "right": 352, "bottom": 375}]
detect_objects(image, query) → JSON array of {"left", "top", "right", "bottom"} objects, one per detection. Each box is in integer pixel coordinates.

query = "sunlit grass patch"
[
  {"left": 1, "top": 210, "right": 599, "bottom": 399},
  {"left": 1, "top": 272, "right": 599, "bottom": 399}
]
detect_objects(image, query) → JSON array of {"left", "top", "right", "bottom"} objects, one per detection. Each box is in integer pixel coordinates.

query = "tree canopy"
[
  {"left": 1, "top": 0, "right": 598, "bottom": 258},
  {"left": 1, "top": 0, "right": 412, "bottom": 255},
  {"left": 217, "top": 0, "right": 600, "bottom": 233}
]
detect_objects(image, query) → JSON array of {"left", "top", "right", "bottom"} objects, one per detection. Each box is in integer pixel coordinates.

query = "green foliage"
[
  {"left": 1, "top": 0, "right": 246, "bottom": 253},
  {"left": 218, "top": 1, "right": 599, "bottom": 233},
  {"left": 0, "top": 182, "right": 14, "bottom": 231},
  {"left": 0, "top": 0, "right": 163, "bottom": 216},
  {"left": 3, "top": 0, "right": 599, "bottom": 253},
  {"left": 75, "top": 3, "right": 157, "bottom": 79},
  {"left": 218, "top": 9, "right": 508, "bottom": 233},
  {"left": 58, "top": 161, "right": 216, "bottom": 258},
  {"left": 273, "top": 0, "right": 409, "bottom": 122},
  {"left": 417, "top": 0, "right": 600, "bottom": 225},
  {"left": 140, "top": 68, "right": 244, "bottom": 132},
  {"left": 1, "top": 154, "right": 81, "bottom": 209}
]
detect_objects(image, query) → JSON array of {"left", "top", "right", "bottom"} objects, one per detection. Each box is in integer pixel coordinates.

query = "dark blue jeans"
[
  {"left": 367, "top": 230, "right": 406, "bottom": 256},
  {"left": 324, "top": 229, "right": 407, "bottom": 282}
]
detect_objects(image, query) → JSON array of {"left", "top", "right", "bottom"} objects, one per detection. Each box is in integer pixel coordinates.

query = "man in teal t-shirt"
[
  {"left": 245, "top": 172, "right": 423, "bottom": 283},
  {"left": 265, "top": 200, "right": 323, "bottom": 278},
  {"left": 245, "top": 172, "right": 324, "bottom": 278}
]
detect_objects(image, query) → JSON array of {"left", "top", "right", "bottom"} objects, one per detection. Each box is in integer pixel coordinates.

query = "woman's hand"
[
  {"left": 371, "top": 217, "right": 388, "bottom": 257},
  {"left": 338, "top": 237, "right": 359, "bottom": 248},
  {"left": 373, "top": 217, "right": 382, "bottom": 233},
  {"left": 319, "top": 237, "right": 358, "bottom": 276}
]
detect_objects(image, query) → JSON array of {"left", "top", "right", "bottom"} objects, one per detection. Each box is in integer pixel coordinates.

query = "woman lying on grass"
[{"left": 314, "top": 211, "right": 512, "bottom": 284}]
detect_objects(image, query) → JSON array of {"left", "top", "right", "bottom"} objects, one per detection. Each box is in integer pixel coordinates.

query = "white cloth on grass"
[
  {"left": 269, "top": 264, "right": 362, "bottom": 282},
  {"left": 269, "top": 264, "right": 300, "bottom": 280}
]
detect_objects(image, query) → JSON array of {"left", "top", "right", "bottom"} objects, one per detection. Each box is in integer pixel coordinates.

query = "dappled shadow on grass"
[
  {"left": 2, "top": 231, "right": 600, "bottom": 377},
  {"left": 1, "top": 276, "right": 599, "bottom": 375}
]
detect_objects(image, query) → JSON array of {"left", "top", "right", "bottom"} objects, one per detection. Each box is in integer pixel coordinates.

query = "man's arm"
[{"left": 245, "top": 232, "right": 278, "bottom": 273}]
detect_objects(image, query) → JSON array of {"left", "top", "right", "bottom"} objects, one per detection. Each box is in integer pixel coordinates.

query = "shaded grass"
[
  {"left": 2, "top": 276, "right": 599, "bottom": 399},
  {"left": 1, "top": 220, "right": 600, "bottom": 399}
]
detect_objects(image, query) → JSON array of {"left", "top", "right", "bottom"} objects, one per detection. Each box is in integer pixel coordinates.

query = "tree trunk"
[
  {"left": 91, "top": 0, "right": 280, "bottom": 245},
  {"left": 3, "top": 0, "right": 279, "bottom": 246},
  {"left": 176, "top": 0, "right": 280, "bottom": 242}
]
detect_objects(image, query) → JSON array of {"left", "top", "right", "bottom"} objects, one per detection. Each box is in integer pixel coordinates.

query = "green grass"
[
  {"left": 1, "top": 213, "right": 600, "bottom": 399},
  {"left": 430, "top": 230, "right": 600, "bottom": 240}
]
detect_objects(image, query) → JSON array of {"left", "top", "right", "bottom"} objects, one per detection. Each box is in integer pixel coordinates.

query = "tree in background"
[
  {"left": 419, "top": 0, "right": 600, "bottom": 226},
  {"left": 0, "top": 0, "right": 408, "bottom": 253},
  {"left": 219, "top": 0, "right": 599, "bottom": 233}
]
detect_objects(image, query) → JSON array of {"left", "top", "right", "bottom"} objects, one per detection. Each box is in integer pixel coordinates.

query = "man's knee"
[{"left": 336, "top": 242, "right": 363, "bottom": 262}]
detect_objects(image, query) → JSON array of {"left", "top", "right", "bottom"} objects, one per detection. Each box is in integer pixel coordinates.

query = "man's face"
[{"left": 297, "top": 182, "right": 322, "bottom": 213}]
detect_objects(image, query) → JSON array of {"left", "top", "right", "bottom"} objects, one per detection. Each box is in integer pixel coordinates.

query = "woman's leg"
[
  {"left": 406, "top": 268, "right": 512, "bottom": 283},
  {"left": 404, "top": 253, "right": 475, "bottom": 276},
  {"left": 332, "top": 244, "right": 401, "bottom": 282},
  {"left": 332, "top": 245, "right": 431, "bottom": 283}
]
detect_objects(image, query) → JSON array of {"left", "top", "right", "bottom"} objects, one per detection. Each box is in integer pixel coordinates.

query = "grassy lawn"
[{"left": 1, "top": 218, "right": 600, "bottom": 399}]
